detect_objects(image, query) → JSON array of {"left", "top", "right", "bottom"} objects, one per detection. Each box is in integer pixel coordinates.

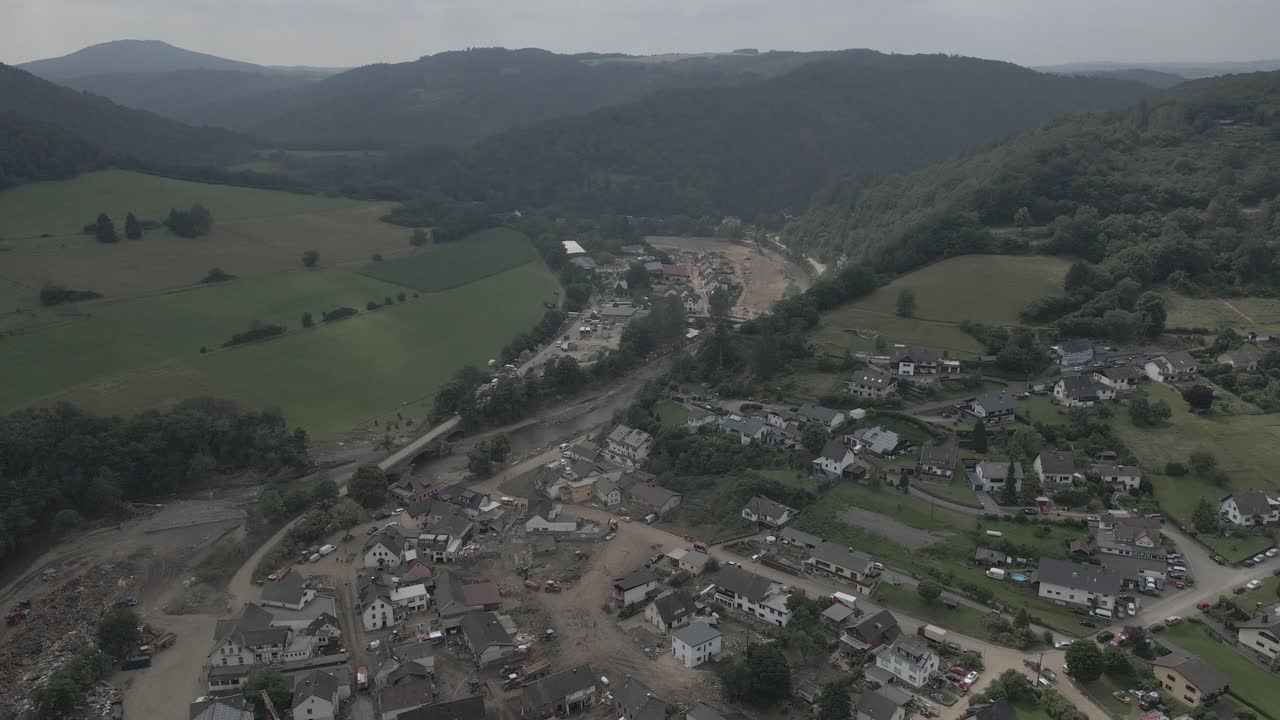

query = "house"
[
  {"left": 605, "top": 425, "right": 654, "bottom": 468},
  {"left": 433, "top": 485, "right": 492, "bottom": 517},
  {"left": 677, "top": 552, "right": 711, "bottom": 576},
  {"left": 359, "top": 576, "right": 397, "bottom": 631},
  {"left": 1034, "top": 451, "right": 1076, "bottom": 494},
  {"left": 1093, "top": 365, "right": 1140, "bottom": 391},
  {"left": 851, "top": 426, "right": 909, "bottom": 457},
  {"left": 719, "top": 415, "right": 774, "bottom": 445},
  {"left": 389, "top": 476, "right": 438, "bottom": 504},
  {"left": 890, "top": 348, "right": 940, "bottom": 376},
  {"left": 525, "top": 498, "right": 580, "bottom": 533},
  {"left": 1152, "top": 653, "right": 1230, "bottom": 708},
  {"left": 460, "top": 612, "right": 516, "bottom": 667},
  {"left": 873, "top": 635, "right": 939, "bottom": 689},
  {"left": 780, "top": 527, "right": 822, "bottom": 549},
  {"left": 209, "top": 603, "right": 301, "bottom": 667},
  {"left": 398, "top": 697, "right": 487, "bottom": 720},
  {"left": 562, "top": 240, "right": 587, "bottom": 257},
  {"left": 797, "top": 403, "right": 846, "bottom": 431},
  {"left": 806, "top": 542, "right": 877, "bottom": 594},
  {"left": 822, "top": 602, "right": 856, "bottom": 627},
  {"left": 1036, "top": 559, "right": 1121, "bottom": 611},
  {"left": 686, "top": 406, "right": 719, "bottom": 432},
  {"left": 364, "top": 531, "right": 405, "bottom": 570},
  {"left": 628, "top": 484, "right": 682, "bottom": 516},
  {"left": 1092, "top": 464, "right": 1142, "bottom": 492},
  {"left": 796, "top": 680, "right": 823, "bottom": 704},
  {"left": 418, "top": 513, "right": 474, "bottom": 562},
  {"left": 1219, "top": 490, "right": 1280, "bottom": 526},
  {"left": 613, "top": 567, "right": 660, "bottom": 608},
  {"left": 966, "top": 391, "right": 1016, "bottom": 423},
  {"left": 671, "top": 622, "right": 722, "bottom": 668},
  {"left": 190, "top": 695, "right": 254, "bottom": 720},
  {"left": 261, "top": 572, "right": 315, "bottom": 611},
  {"left": 390, "top": 584, "right": 430, "bottom": 613},
  {"left": 1144, "top": 351, "right": 1198, "bottom": 383},
  {"left": 812, "top": 439, "right": 868, "bottom": 481},
  {"left": 971, "top": 461, "right": 1023, "bottom": 494},
  {"left": 840, "top": 609, "right": 901, "bottom": 654},
  {"left": 1102, "top": 518, "right": 1165, "bottom": 560},
  {"left": 916, "top": 444, "right": 955, "bottom": 479},
  {"left": 617, "top": 678, "right": 667, "bottom": 720},
  {"left": 645, "top": 591, "right": 696, "bottom": 632},
  {"left": 1055, "top": 339, "right": 1094, "bottom": 366},
  {"left": 292, "top": 670, "right": 340, "bottom": 720},
  {"left": 856, "top": 688, "right": 906, "bottom": 720},
  {"left": 1218, "top": 347, "right": 1260, "bottom": 371},
  {"left": 595, "top": 477, "right": 623, "bottom": 506},
  {"left": 368, "top": 640, "right": 437, "bottom": 690},
  {"left": 379, "top": 677, "right": 433, "bottom": 720},
  {"left": 847, "top": 369, "right": 898, "bottom": 400},
  {"left": 522, "top": 664, "right": 596, "bottom": 718},
  {"left": 1053, "top": 376, "right": 1115, "bottom": 407},
  {"left": 741, "top": 496, "right": 796, "bottom": 528},
  {"left": 1237, "top": 603, "right": 1280, "bottom": 664},
  {"left": 712, "top": 565, "right": 793, "bottom": 626},
  {"left": 660, "top": 264, "right": 691, "bottom": 283},
  {"left": 961, "top": 698, "right": 1014, "bottom": 720},
  {"left": 974, "top": 548, "right": 1008, "bottom": 567}
]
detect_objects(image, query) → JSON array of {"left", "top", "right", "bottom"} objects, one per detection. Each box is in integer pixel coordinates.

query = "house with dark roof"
[
  {"left": 1219, "top": 490, "right": 1280, "bottom": 526},
  {"left": 1036, "top": 559, "right": 1121, "bottom": 611},
  {"left": 1144, "top": 351, "right": 1198, "bottom": 384},
  {"left": 1152, "top": 652, "right": 1230, "bottom": 708},
  {"left": 718, "top": 415, "right": 775, "bottom": 445},
  {"left": 433, "top": 570, "right": 501, "bottom": 624},
  {"left": 617, "top": 677, "right": 667, "bottom": 720},
  {"left": 741, "top": 496, "right": 796, "bottom": 528},
  {"left": 856, "top": 688, "right": 906, "bottom": 720},
  {"left": 712, "top": 565, "right": 792, "bottom": 626},
  {"left": 1054, "top": 339, "right": 1094, "bottom": 367},
  {"left": 1093, "top": 365, "right": 1140, "bottom": 391},
  {"left": 685, "top": 703, "right": 748, "bottom": 720},
  {"left": 1054, "top": 375, "right": 1115, "bottom": 407},
  {"left": 890, "top": 348, "right": 940, "bottom": 376},
  {"left": 628, "top": 484, "right": 682, "bottom": 516},
  {"left": 461, "top": 612, "right": 515, "bottom": 667},
  {"left": 1236, "top": 603, "right": 1280, "bottom": 663},
  {"left": 840, "top": 609, "right": 901, "bottom": 654},
  {"left": 364, "top": 531, "right": 405, "bottom": 570},
  {"left": 671, "top": 622, "right": 722, "bottom": 668},
  {"left": 1218, "top": 347, "right": 1260, "bottom": 370},
  {"left": 847, "top": 369, "right": 898, "bottom": 400},
  {"left": 974, "top": 548, "right": 1008, "bottom": 567},
  {"left": 433, "top": 485, "right": 491, "bottom": 517},
  {"left": 645, "top": 590, "right": 696, "bottom": 632},
  {"left": 521, "top": 664, "right": 596, "bottom": 718},
  {"left": 379, "top": 676, "right": 433, "bottom": 720},
  {"left": 209, "top": 603, "right": 301, "bottom": 667},
  {"left": 822, "top": 602, "right": 856, "bottom": 627},
  {"left": 917, "top": 444, "right": 956, "bottom": 479},
  {"left": 966, "top": 391, "right": 1016, "bottom": 423},
  {"left": 189, "top": 694, "right": 253, "bottom": 720},
  {"left": 780, "top": 527, "right": 823, "bottom": 549},
  {"left": 261, "top": 571, "right": 315, "bottom": 611},
  {"left": 961, "top": 697, "right": 1014, "bottom": 720},
  {"left": 292, "top": 670, "right": 340, "bottom": 720},
  {"left": 812, "top": 439, "right": 869, "bottom": 482},
  {"left": 359, "top": 575, "right": 397, "bottom": 631},
  {"left": 398, "top": 696, "right": 487, "bottom": 720},
  {"left": 797, "top": 403, "right": 846, "bottom": 431},
  {"left": 807, "top": 542, "right": 877, "bottom": 594},
  {"left": 613, "top": 567, "right": 660, "bottom": 608},
  {"left": 1034, "top": 450, "right": 1077, "bottom": 494},
  {"left": 1103, "top": 517, "right": 1165, "bottom": 560}
]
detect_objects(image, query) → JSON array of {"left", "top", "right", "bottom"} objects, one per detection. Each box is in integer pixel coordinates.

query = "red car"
[
  {"left": 1196, "top": 601, "right": 1211, "bottom": 611},
  {"left": 941, "top": 411, "right": 954, "bottom": 419},
  {"left": 949, "top": 665, "right": 967, "bottom": 676},
  {"left": 1112, "top": 633, "right": 1128, "bottom": 646},
  {"left": 1174, "top": 580, "right": 1186, "bottom": 589}
]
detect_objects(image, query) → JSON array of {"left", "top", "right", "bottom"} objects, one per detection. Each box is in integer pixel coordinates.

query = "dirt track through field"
[{"left": 839, "top": 506, "right": 954, "bottom": 550}]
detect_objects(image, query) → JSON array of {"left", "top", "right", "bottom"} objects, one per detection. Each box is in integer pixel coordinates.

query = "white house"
[
  {"left": 1237, "top": 604, "right": 1280, "bottom": 664},
  {"left": 890, "top": 348, "right": 940, "bottom": 376},
  {"left": 917, "top": 444, "right": 955, "bottom": 479},
  {"left": 719, "top": 415, "right": 774, "bottom": 445},
  {"left": 604, "top": 425, "right": 654, "bottom": 468},
  {"left": 261, "top": 572, "right": 315, "bottom": 611},
  {"left": 806, "top": 541, "right": 878, "bottom": 595},
  {"left": 873, "top": 635, "right": 939, "bottom": 689},
  {"left": 847, "top": 369, "right": 898, "bottom": 400},
  {"left": 741, "top": 496, "right": 796, "bottom": 528},
  {"left": 1144, "top": 351, "right": 1198, "bottom": 383},
  {"left": 525, "top": 498, "right": 580, "bottom": 534},
  {"left": 1219, "top": 490, "right": 1280, "bottom": 526},
  {"left": 595, "top": 478, "right": 622, "bottom": 506},
  {"left": 1094, "top": 464, "right": 1142, "bottom": 492},
  {"left": 292, "top": 671, "right": 340, "bottom": 720},
  {"left": 971, "top": 460, "right": 1022, "bottom": 494},
  {"left": 671, "top": 622, "right": 722, "bottom": 668},
  {"left": 1093, "top": 365, "right": 1140, "bottom": 391},
  {"left": 797, "top": 403, "right": 846, "bottom": 431},
  {"left": 646, "top": 591, "right": 696, "bottom": 632},
  {"left": 966, "top": 391, "right": 1016, "bottom": 424},
  {"left": 364, "top": 532, "right": 404, "bottom": 570},
  {"left": 712, "top": 565, "right": 792, "bottom": 627},
  {"left": 359, "top": 578, "right": 396, "bottom": 632},
  {"left": 1036, "top": 559, "right": 1120, "bottom": 611},
  {"left": 208, "top": 604, "right": 300, "bottom": 667},
  {"left": 612, "top": 567, "right": 660, "bottom": 608},
  {"left": 390, "top": 584, "right": 429, "bottom": 613},
  {"left": 1054, "top": 376, "right": 1115, "bottom": 407},
  {"left": 812, "top": 440, "right": 867, "bottom": 481},
  {"left": 1034, "top": 451, "right": 1076, "bottom": 494}
]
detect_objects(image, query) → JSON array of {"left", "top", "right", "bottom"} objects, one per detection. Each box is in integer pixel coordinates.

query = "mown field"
[
  {"left": 1112, "top": 383, "right": 1280, "bottom": 560},
  {"left": 812, "top": 254, "right": 1071, "bottom": 357},
  {"left": 359, "top": 228, "right": 538, "bottom": 292},
  {"left": 1162, "top": 291, "right": 1280, "bottom": 330}
]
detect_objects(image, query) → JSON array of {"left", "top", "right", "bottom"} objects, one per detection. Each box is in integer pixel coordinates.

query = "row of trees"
[
  {"left": 89, "top": 211, "right": 144, "bottom": 243},
  {"left": 164, "top": 204, "right": 214, "bottom": 238}
]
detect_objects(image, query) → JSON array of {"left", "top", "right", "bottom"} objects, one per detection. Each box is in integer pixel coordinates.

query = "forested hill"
[
  {"left": 0, "top": 64, "right": 258, "bottom": 168},
  {"left": 389, "top": 51, "right": 1151, "bottom": 225},
  {"left": 199, "top": 47, "right": 831, "bottom": 148},
  {"left": 18, "top": 39, "right": 268, "bottom": 80},
  {"left": 783, "top": 70, "right": 1280, "bottom": 287},
  {"left": 0, "top": 114, "right": 107, "bottom": 189}
]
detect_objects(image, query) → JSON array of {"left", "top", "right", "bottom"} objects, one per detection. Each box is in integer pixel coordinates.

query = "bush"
[
  {"left": 1164, "top": 461, "right": 1187, "bottom": 476},
  {"left": 222, "top": 321, "right": 286, "bottom": 348},
  {"left": 39, "top": 283, "right": 101, "bottom": 306}
]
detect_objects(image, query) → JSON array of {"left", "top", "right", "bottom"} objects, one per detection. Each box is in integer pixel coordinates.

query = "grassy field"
[
  {"left": 654, "top": 400, "right": 689, "bottom": 429},
  {"left": 876, "top": 582, "right": 999, "bottom": 640},
  {"left": 916, "top": 478, "right": 982, "bottom": 507},
  {"left": 359, "top": 228, "right": 538, "bottom": 292},
  {"left": 0, "top": 277, "right": 35, "bottom": 315},
  {"left": 1163, "top": 623, "right": 1279, "bottom": 720},
  {"left": 1162, "top": 291, "right": 1280, "bottom": 330},
  {"left": 1020, "top": 395, "right": 1073, "bottom": 427},
  {"left": 812, "top": 310, "right": 985, "bottom": 356},
  {"left": 1112, "top": 384, "right": 1280, "bottom": 560}
]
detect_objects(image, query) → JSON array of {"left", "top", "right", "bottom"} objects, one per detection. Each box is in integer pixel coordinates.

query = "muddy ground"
[{"left": 646, "top": 236, "right": 804, "bottom": 319}]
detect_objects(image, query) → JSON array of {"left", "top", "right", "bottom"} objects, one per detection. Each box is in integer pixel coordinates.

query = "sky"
[{"left": 5, "top": 0, "right": 1279, "bottom": 68}]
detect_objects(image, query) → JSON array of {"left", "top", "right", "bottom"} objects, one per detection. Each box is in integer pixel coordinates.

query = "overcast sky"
[{"left": 6, "top": 0, "right": 1278, "bottom": 68}]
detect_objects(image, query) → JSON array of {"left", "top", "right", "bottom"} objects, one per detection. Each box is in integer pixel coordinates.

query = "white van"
[
  {"left": 319, "top": 544, "right": 336, "bottom": 556},
  {"left": 1091, "top": 607, "right": 1113, "bottom": 619}
]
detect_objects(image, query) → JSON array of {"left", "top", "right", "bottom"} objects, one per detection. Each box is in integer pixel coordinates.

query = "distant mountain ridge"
[
  {"left": 18, "top": 39, "right": 272, "bottom": 79},
  {"left": 1036, "top": 59, "right": 1280, "bottom": 80}
]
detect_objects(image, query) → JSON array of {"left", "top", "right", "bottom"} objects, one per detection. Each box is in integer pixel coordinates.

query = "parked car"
[
  {"left": 1165, "top": 616, "right": 1182, "bottom": 625},
  {"left": 1267, "top": 548, "right": 1279, "bottom": 558},
  {"left": 1112, "top": 692, "right": 1132, "bottom": 705},
  {"left": 1247, "top": 579, "right": 1262, "bottom": 591},
  {"left": 1196, "top": 601, "right": 1212, "bottom": 610},
  {"left": 1079, "top": 620, "right": 1097, "bottom": 628},
  {"left": 1253, "top": 554, "right": 1267, "bottom": 564},
  {"left": 1096, "top": 631, "right": 1115, "bottom": 644},
  {"left": 949, "top": 665, "right": 967, "bottom": 676},
  {"left": 366, "top": 526, "right": 378, "bottom": 535},
  {"left": 1148, "top": 624, "right": 1166, "bottom": 634},
  {"left": 1174, "top": 580, "right": 1186, "bottom": 589},
  {"left": 1054, "top": 640, "right": 1073, "bottom": 649},
  {"left": 1244, "top": 559, "right": 1257, "bottom": 567},
  {"left": 1210, "top": 554, "right": 1226, "bottom": 565}
]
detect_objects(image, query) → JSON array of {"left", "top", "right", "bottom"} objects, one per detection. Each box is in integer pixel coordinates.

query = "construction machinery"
[
  {"left": 543, "top": 580, "right": 562, "bottom": 593},
  {"left": 502, "top": 659, "right": 550, "bottom": 689},
  {"left": 260, "top": 690, "right": 282, "bottom": 720},
  {"left": 5, "top": 600, "right": 32, "bottom": 626}
]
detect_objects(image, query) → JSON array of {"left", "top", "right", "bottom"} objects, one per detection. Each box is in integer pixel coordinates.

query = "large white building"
[
  {"left": 1036, "top": 559, "right": 1120, "bottom": 612},
  {"left": 1219, "top": 490, "right": 1280, "bottom": 526},
  {"left": 712, "top": 566, "right": 792, "bottom": 627},
  {"left": 671, "top": 622, "right": 722, "bottom": 668},
  {"left": 1237, "top": 604, "right": 1280, "bottom": 664},
  {"left": 873, "top": 635, "right": 938, "bottom": 689},
  {"left": 604, "top": 425, "right": 654, "bottom": 468}
]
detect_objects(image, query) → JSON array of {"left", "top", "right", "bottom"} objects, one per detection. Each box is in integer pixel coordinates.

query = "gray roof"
[
  {"left": 1037, "top": 450, "right": 1075, "bottom": 475},
  {"left": 975, "top": 391, "right": 1016, "bottom": 413},
  {"left": 1238, "top": 604, "right": 1280, "bottom": 632},
  {"left": 1226, "top": 490, "right": 1277, "bottom": 517},
  {"left": 364, "top": 530, "right": 404, "bottom": 555},
  {"left": 1097, "top": 365, "right": 1140, "bottom": 380},
  {"left": 976, "top": 460, "right": 1022, "bottom": 481},
  {"left": 822, "top": 603, "right": 855, "bottom": 623},
  {"left": 851, "top": 369, "right": 895, "bottom": 388},
  {"left": 1093, "top": 464, "right": 1141, "bottom": 478},
  {"left": 1057, "top": 375, "right": 1101, "bottom": 399},
  {"left": 798, "top": 403, "right": 843, "bottom": 424},
  {"left": 303, "top": 612, "right": 340, "bottom": 636},
  {"left": 850, "top": 609, "right": 900, "bottom": 644},
  {"left": 398, "top": 697, "right": 487, "bottom": 720},
  {"left": 380, "top": 677, "right": 433, "bottom": 713},
  {"left": 618, "top": 678, "right": 667, "bottom": 720},
  {"left": 714, "top": 565, "right": 776, "bottom": 602},
  {"left": 1151, "top": 653, "right": 1230, "bottom": 696},
  {"left": 687, "top": 703, "right": 731, "bottom": 720},
  {"left": 817, "top": 439, "right": 854, "bottom": 462},
  {"left": 608, "top": 424, "right": 652, "bottom": 450},
  {"left": 435, "top": 484, "right": 488, "bottom": 510},
  {"left": 262, "top": 571, "right": 308, "bottom": 606},
  {"left": 651, "top": 591, "right": 696, "bottom": 625},
  {"left": 1161, "top": 350, "right": 1198, "bottom": 371},
  {"left": 858, "top": 689, "right": 901, "bottom": 720},
  {"left": 780, "top": 527, "right": 823, "bottom": 546},
  {"left": 891, "top": 348, "right": 939, "bottom": 365},
  {"left": 1058, "top": 339, "right": 1092, "bottom": 353},
  {"left": 358, "top": 574, "right": 394, "bottom": 610},
  {"left": 523, "top": 665, "right": 595, "bottom": 709},
  {"left": 1037, "top": 559, "right": 1122, "bottom": 596},
  {"left": 1219, "top": 348, "right": 1260, "bottom": 366},
  {"left": 461, "top": 612, "right": 513, "bottom": 652},
  {"left": 918, "top": 444, "right": 954, "bottom": 467},
  {"left": 190, "top": 695, "right": 251, "bottom": 720},
  {"left": 745, "top": 495, "right": 794, "bottom": 521},
  {"left": 614, "top": 567, "right": 660, "bottom": 590},
  {"left": 629, "top": 483, "right": 681, "bottom": 508},
  {"left": 963, "top": 698, "right": 1014, "bottom": 720},
  {"left": 672, "top": 622, "right": 722, "bottom": 647},
  {"left": 852, "top": 426, "right": 903, "bottom": 455},
  {"left": 975, "top": 548, "right": 1007, "bottom": 563},
  {"left": 810, "top": 542, "right": 874, "bottom": 573},
  {"left": 720, "top": 415, "right": 768, "bottom": 437},
  {"left": 292, "top": 670, "right": 339, "bottom": 709},
  {"left": 213, "top": 603, "right": 278, "bottom": 650}
]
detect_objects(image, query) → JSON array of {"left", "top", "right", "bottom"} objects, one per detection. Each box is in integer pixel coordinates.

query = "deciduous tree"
[
  {"left": 896, "top": 288, "right": 917, "bottom": 318},
  {"left": 245, "top": 670, "right": 291, "bottom": 715},
  {"left": 1064, "top": 639, "right": 1103, "bottom": 681},
  {"left": 347, "top": 464, "right": 388, "bottom": 509},
  {"left": 124, "top": 211, "right": 142, "bottom": 240},
  {"left": 917, "top": 579, "right": 942, "bottom": 602},
  {"left": 96, "top": 608, "right": 140, "bottom": 660},
  {"left": 94, "top": 213, "right": 117, "bottom": 243}
]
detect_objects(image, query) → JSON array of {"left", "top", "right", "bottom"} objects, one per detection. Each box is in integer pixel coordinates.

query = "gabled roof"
[
  {"left": 614, "top": 567, "right": 659, "bottom": 590},
  {"left": 617, "top": 678, "right": 667, "bottom": 720},
  {"left": 1037, "top": 559, "right": 1122, "bottom": 596},
  {"left": 1238, "top": 604, "right": 1280, "bottom": 632},
  {"left": 523, "top": 665, "right": 595, "bottom": 709},
  {"left": 212, "top": 603, "right": 278, "bottom": 650},
  {"left": 672, "top": 622, "right": 721, "bottom": 646},
  {"left": 850, "top": 609, "right": 901, "bottom": 645},
  {"left": 1093, "top": 464, "right": 1141, "bottom": 478},
  {"left": 720, "top": 415, "right": 768, "bottom": 437},
  {"left": 1097, "top": 365, "right": 1140, "bottom": 380},
  {"left": 714, "top": 565, "right": 776, "bottom": 602},
  {"left": 1151, "top": 652, "right": 1230, "bottom": 696},
  {"left": 976, "top": 460, "right": 1021, "bottom": 481},
  {"left": 1219, "top": 347, "right": 1260, "bottom": 365},
  {"left": 1162, "top": 350, "right": 1197, "bottom": 370},
  {"left": 1224, "top": 490, "right": 1278, "bottom": 517},
  {"left": 745, "top": 495, "right": 794, "bottom": 520},
  {"left": 398, "top": 696, "right": 487, "bottom": 720},
  {"left": 891, "top": 348, "right": 939, "bottom": 364},
  {"left": 1057, "top": 339, "right": 1092, "bottom": 353},
  {"left": 798, "top": 403, "right": 843, "bottom": 424},
  {"left": 780, "top": 527, "right": 823, "bottom": 546},
  {"left": 629, "top": 483, "right": 681, "bottom": 508},
  {"left": 857, "top": 688, "right": 901, "bottom": 720},
  {"left": 379, "top": 677, "right": 433, "bottom": 713},
  {"left": 304, "top": 612, "right": 340, "bottom": 636},
  {"left": 190, "top": 694, "right": 251, "bottom": 720},
  {"left": 851, "top": 369, "right": 895, "bottom": 388},
  {"left": 262, "top": 571, "right": 308, "bottom": 606},
  {"left": 291, "top": 670, "right": 338, "bottom": 709},
  {"left": 809, "top": 542, "right": 874, "bottom": 573},
  {"left": 1112, "top": 523, "right": 1161, "bottom": 545},
  {"left": 358, "top": 574, "right": 394, "bottom": 609},
  {"left": 461, "top": 581, "right": 500, "bottom": 607},
  {"left": 434, "top": 484, "right": 488, "bottom": 510},
  {"left": 651, "top": 590, "right": 696, "bottom": 625},
  {"left": 1036, "top": 450, "right": 1075, "bottom": 475},
  {"left": 852, "top": 426, "right": 903, "bottom": 455},
  {"left": 963, "top": 697, "right": 1014, "bottom": 720},
  {"left": 817, "top": 439, "right": 854, "bottom": 462},
  {"left": 974, "top": 391, "right": 1016, "bottom": 413},
  {"left": 608, "top": 424, "right": 653, "bottom": 450},
  {"left": 364, "top": 529, "right": 404, "bottom": 555},
  {"left": 918, "top": 444, "right": 954, "bottom": 467},
  {"left": 461, "top": 612, "right": 514, "bottom": 652},
  {"left": 1057, "top": 375, "right": 1101, "bottom": 399}
]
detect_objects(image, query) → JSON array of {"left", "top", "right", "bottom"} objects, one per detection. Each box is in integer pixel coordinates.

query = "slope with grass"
[{"left": 359, "top": 228, "right": 538, "bottom": 292}]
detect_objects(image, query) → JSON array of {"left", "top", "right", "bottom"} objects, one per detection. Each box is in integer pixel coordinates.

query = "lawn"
[
  {"left": 876, "top": 582, "right": 998, "bottom": 640},
  {"left": 915, "top": 478, "right": 982, "bottom": 508},
  {"left": 1020, "top": 394, "right": 1072, "bottom": 427},
  {"left": 1011, "top": 701, "right": 1055, "bottom": 720},
  {"left": 359, "top": 228, "right": 539, "bottom": 292},
  {"left": 811, "top": 310, "right": 985, "bottom": 356},
  {"left": 1162, "top": 290, "right": 1280, "bottom": 331},
  {"left": 0, "top": 169, "right": 362, "bottom": 240},
  {"left": 1163, "top": 623, "right": 1279, "bottom": 720},
  {"left": 655, "top": 400, "right": 689, "bottom": 429},
  {"left": 0, "top": 277, "right": 35, "bottom": 315}
]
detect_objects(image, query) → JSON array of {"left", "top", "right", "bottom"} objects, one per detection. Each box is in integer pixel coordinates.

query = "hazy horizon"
[{"left": 6, "top": 0, "right": 1279, "bottom": 69}]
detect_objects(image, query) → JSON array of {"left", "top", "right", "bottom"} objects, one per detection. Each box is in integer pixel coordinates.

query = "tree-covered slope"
[
  {"left": 390, "top": 51, "right": 1151, "bottom": 224},
  {"left": 0, "top": 113, "right": 107, "bottom": 189},
  {"left": 19, "top": 39, "right": 268, "bottom": 80}
]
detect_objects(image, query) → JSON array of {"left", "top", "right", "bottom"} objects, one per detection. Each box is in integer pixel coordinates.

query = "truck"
[
  {"left": 831, "top": 592, "right": 858, "bottom": 608},
  {"left": 917, "top": 624, "right": 948, "bottom": 645},
  {"left": 693, "top": 541, "right": 710, "bottom": 554},
  {"left": 319, "top": 544, "right": 336, "bottom": 556},
  {"left": 502, "top": 660, "right": 550, "bottom": 689},
  {"left": 356, "top": 667, "right": 369, "bottom": 690},
  {"left": 986, "top": 568, "right": 1007, "bottom": 580},
  {"left": 122, "top": 656, "right": 152, "bottom": 671}
]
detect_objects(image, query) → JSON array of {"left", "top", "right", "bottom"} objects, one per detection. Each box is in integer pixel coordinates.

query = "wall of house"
[{"left": 1239, "top": 627, "right": 1280, "bottom": 661}]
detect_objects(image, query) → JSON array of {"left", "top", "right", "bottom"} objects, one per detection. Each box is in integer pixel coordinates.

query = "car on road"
[
  {"left": 1022, "top": 508, "right": 1039, "bottom": 515},
  {"left": 1055, "top": 640, "right": 1073, "bottom": 649},
  {"left": 1096, "top": 631, "right": 1115, "bottom": 644},
  {"left": 1267, "top": 548, "right": 1279, "bottom": 558},
  {"left": 1174, "top": 580, "right": 1186, "bottom": 589},
  {"left": 1253, "top": 554, "right": 1267, "bottom": 563},
  {"left": 940, "top": 411, "right": 954, "bottom": 419},
  {"left": 1247, "top": 579, "right": 1262, "bottom": 591},
  {"left": 1196, "top": 601, "right": 1212, "bottom": 610},
  {"left": 1112, "top": 691, "right": 1132, "bottom": 705},
  {"left": 1165, "top": 616, "right": 1182, "bottom": 625},
  {"left": 1211, "top": 554, "right": 1226, "bottom": 565},
  {"left": 1244, "top": 558, "right": 1257, "bottom": 567},
  {"left": 961, "top": 671, "right": 979, "bottom": 690}
]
